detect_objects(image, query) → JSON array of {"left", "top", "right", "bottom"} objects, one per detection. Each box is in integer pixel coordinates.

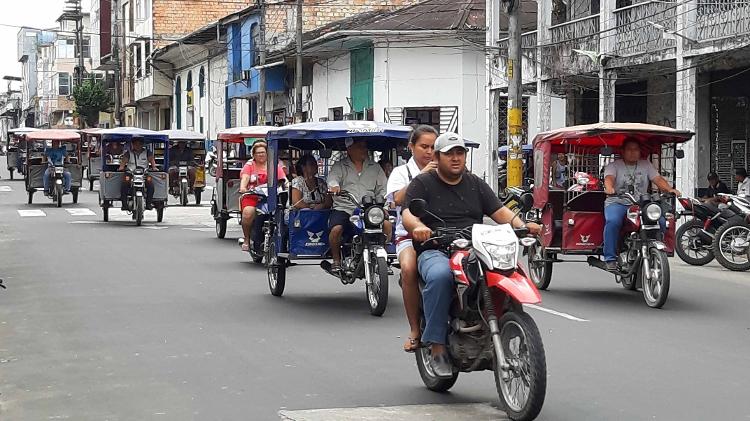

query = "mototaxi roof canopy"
[
  {"left": 532, "top": 123, "right": 694, "bottom": 154},
  {"left": 268, "top": 121, "right": 411, "bottom": 150},
  {"left": 98, "top": 127, "right": 169, "bottom": 143},
  {"left": 159, "top": 129, "right": 207, "bottom": 141},
  {"left": 8, "top": 127, "right": 41, "bottom": 134},
  {"left": 25, "top": 129, "right": 82, "bottom": 142},
  {"left": 217, "top": 126, "right": 276, "bottom": 143}
]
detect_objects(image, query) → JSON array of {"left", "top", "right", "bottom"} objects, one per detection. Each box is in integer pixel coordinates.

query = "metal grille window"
[
  {"left": 58, "top": 73, "right": 70, "bottom": 96},
  {"left": 498, "top": 97, "right": 529, "bottom": 147}
]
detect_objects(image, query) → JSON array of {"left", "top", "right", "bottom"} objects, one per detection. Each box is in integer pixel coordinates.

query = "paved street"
[{"left": 1, "top": 162, "right": 750, "bottom": 421}]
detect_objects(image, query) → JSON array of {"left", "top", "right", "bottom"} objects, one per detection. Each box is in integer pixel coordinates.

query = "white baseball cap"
[{"left": 435, "top": 132, "right": 466, "bottom": 153}]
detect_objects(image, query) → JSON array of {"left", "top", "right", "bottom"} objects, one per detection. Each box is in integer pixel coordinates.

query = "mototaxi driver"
[
  {"left": 168, "top": 142, "right": 196, "bottom": 189},
  {"left": 43, "top": 140, "right": 72, "bottom": 194},
  {"left": 402, "top": 132, "right": 541, "bottom": 378},
  {"left": 601, "top": 138, "right": 680, "bottom": 271},
  {"left": 118, "top": 137, "right": 158, "bottom": 211}
]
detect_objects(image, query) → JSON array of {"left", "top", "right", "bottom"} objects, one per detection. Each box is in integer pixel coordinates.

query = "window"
[
  {"left": 186, "top": 71, "right": 193, "bottom": 108},
  {"left": 175, "top": 76, "right": 182, "bottom": 129},
  {"left": 231, "top": 24, "right": 242, "bottom": 82},
  {"left": 75, "top": 37, "right": 91, "bottom": 59},
  {"left": 128, "top": 1, "right": 134, "bottom": 31},
  {"left": 329, "top": 107, "right": 344, "bottom": 121},
  {"left": 56, "top": 38, "right": 75, "bottom": 59},
  {"left": 404, "top": 107, "right": 440, "bottom": 131},
  {"left": 144, "top": 41, "right": 151, "bottom": 76},
  {"left": 198, "top": 67, "right": 205, "bottom": 98},
  {"left": 58, "top": 73, "right": 71, "bottom": 96},
  {"left": 134, "top": 43, "right": 142, "bottom": 78}
]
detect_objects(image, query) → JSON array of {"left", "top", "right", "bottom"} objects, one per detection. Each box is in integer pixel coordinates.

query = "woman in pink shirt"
[{"left": 239, "top": 142, "right": 286, "bottom": 251}]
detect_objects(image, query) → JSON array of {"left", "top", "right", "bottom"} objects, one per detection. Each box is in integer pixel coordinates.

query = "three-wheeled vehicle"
[
  {"left": 211, "top": 126, "right": 276, "bottom": 239},
  {"left": 525, "top": 123, "right": 693, "bottom": 308},
  {"left": 6, "top": 127, "right": 40, "bottom": 180},
  {"left": 97, "top": 127, "right": 170, "bottom": 226},
  {"left": 81, "top": 128, "right": 102, "bottom": 191},
  {"left": 160, "top": 130, "right": 207, "bottom": 206},
  {"left": 24, "top": 129, "right": 84, "bottom": 207},
  {"left": 264, "top": 121, "right": 412, "bottom": 317}
]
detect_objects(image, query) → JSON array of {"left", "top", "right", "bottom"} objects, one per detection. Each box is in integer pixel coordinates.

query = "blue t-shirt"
[{"left": 45, "top": 147, "right": 67, "bottom": 165}]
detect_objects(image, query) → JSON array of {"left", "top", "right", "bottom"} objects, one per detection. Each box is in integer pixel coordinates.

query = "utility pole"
[
  {"left": 294, "top": 0, "right": 303, "bottom": 123},
  {"left": 64, "top": 0, "right": 85, "bottom": 87},
  {"left": 113, "top": 1, "right": 122, "bottom": 126},
  {"left": 503, "top": 0, "right": 523, "bottom": 189},
  {"left": 257, "top": 0, "right": 267, "bottom": 125}
]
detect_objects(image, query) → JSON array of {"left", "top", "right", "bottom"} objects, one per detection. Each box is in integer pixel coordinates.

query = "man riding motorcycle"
[
  {"left": 43, "top": 140, "right": 72, "bottom": 195},
  {"left": 326, "top": 138, "right": 391, "bottom": 274},
  {"left": 402, "top": 132, "right": 541, "bottom": 378},
  {"left": 168, "top": 141, "right": 196, "bottom": 189},
  {"left": 602, "top": 138, "right": 680, "bottom": 271},
  {"left": 118, "top": 137, "right": 158, "bottom": 211}
]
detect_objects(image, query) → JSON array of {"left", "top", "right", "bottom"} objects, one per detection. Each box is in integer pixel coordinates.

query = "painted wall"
[
  {"left": 226, "top": 15, "right": 286, "bottom": 100},
  {"left": 310, "top": 53, "right": 351, "bottom": 121}
]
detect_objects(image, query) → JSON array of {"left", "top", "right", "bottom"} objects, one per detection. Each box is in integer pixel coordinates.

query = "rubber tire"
[
  {"left": 617, "top": 250, "right": 638, "bottom": 291},
  {"left": 89, "top": 179, "right": 94, "bottom": 191},
  {"left": 103, "top": 203, "right": 109, "bottom": 222},
  {"left": 495, "top": 311, "right": 547, "bottom": 421},
  {"left": 156, "top": 205, "right": 164, "bottom": 223},
  {"left": 209, "top": 166, "right": 216, "bottom": 177},
  {"left": 195, "top": 189, "right": 202, "bottom": 205},
  {"left": 72, "top": 188, "right": 79, "bottom": 204},
  {"left": 366, "top": 255, "right": 390, "bottom": 317},
  {"left": 642, "top": 248, "right": 670, "bottom": 309},
  {"left": 711, "top": 221, "right": 750, "bottom": 272},
  {"left": 267, "top": 237, "right": 286, "bottom": 297},
  {"left": 415, "top": 337, "right": 459, "bottom": 392},
  {"left": 55, "top": 184, "right": 63, "bottom": 208},
  {"left": 216, "top": 218, "right": 227, "bottom": 239},
  {"left": 675, "top": 219, "right": 714, "bottom": 266},
  {"left": 135, "top": 196, "right": 144, "bottom": 226},
  {"left": 527, "top": 244, "right": 552, "bottom": 290},
  {"left": 180, "top": 185, "right": 188, "bottom": 206},
  {"left": 9, "top": 168, "right": 13, "bottom": 180},
  {"left": 27, "top": 191, "right": 33, "bottom": 204}
]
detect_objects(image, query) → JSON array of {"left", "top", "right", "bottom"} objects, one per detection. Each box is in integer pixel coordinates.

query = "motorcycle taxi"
[
  {"left": 264, "top": 121, "right": 409, "bottom": 316},
  {"left": 6, "top": 127, "right": 39, "bottom": 180},
  {"left": 525, "top": 123, "right": 694, "bottom": 308},
  {"left": 24, "top": 129, "right": 84, "bottom": 207},
  {"left": 97, "top": 127, "right": 170, "bottom": 226},
  {"left": 160, "top": 130, "right": 207, "bottom": 206},
  {"left": 81, "top": 128, "right": 102, "bottom": 191}
]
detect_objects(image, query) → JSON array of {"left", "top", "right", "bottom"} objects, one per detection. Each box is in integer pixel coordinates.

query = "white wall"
[
  {"left": 310, "top": 53, "right": 351, "bottom": 121},
  {"left": 527, "top": 95, "right": 567, "bottom": 141},
  {"left": 207, "top": 55, "right": 227, "bottom": 139}
]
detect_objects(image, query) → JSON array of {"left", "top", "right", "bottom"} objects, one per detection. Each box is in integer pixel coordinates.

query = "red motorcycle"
[{"left": 408, "top": 199, "right": 547, "bottom": 421}]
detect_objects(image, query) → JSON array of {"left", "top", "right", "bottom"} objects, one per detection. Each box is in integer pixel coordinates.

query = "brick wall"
[
  {"left": 265, "top": 0, "right": 421, "bottom": 48},
  {"left": 152, "top": 0, "right": 253, "bottom": 47}
]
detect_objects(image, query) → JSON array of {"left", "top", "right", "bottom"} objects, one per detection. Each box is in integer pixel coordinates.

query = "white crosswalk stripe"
[
  {"left": 279, "top": 404, "right": 508, "bottom": 420},
  {"left": 0, "top": 185, "right": 12, "bottom": 192},
  {"left": 66, "top": 208, "right": 97, "bottom": 216},
  {"left": 17, "top": 209, "right": 46, "bottom": 217}
]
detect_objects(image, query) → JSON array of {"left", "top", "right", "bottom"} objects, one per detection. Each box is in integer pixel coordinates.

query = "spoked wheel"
[
  {"left": 527, "top": 243, "right": 552, "bottom": 290},
  {"left": 712, "top": 222, "right": 750, "bottom": 272},
  {"left": 642, "top": 248, "right": 670, "bottom": 308},
  {"left": 366, "top": 254, "right": 390, "bottom": 317},
  {"left": 617, "top": 250, "right": 637, "bottom": 291},
  {"left": 415, "top": 341, "right": 459, "bottom": 392},
  {"left": 55, "top": 184, "right": 63, "bottom": 208},
  {"left": 675, "top": 220, "right": 714, "bottom": 266},
  {"left": 216, "top": 217, "right": 227, "bottom": 239},
  {"left": 266, "top": 236, "right": 286, "bottom": 297},
  {"left": 135, "top": 196, "right": 144, "bottom": 226},
  {"left": 494, "top": 311, "right": 547, "bottom": 421}
]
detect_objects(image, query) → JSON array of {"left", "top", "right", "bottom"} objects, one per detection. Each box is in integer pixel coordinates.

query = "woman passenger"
[
  {"left": 239, "top": 142, "right": 286, "bottom": 251},
  {"left": 290, "top": 154, "right": 332, "bottom": 210}
]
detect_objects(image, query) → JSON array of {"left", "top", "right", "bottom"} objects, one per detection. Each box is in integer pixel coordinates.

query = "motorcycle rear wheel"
[
  {"left": 527, "top": 244, "right": 552, "bottom": 290},
  {"left": 366, "top": 255, "right": 389, "bottom": 317},
  {"left": 415, "top": 344, "right": 458, "bottom": 393},
  {"left": 642, "top": 248, "right": 670, "bottom": 308},
  {"left": 712, "top": 222, "right": 750, "bottom": 272},
  {"left": 267, "top": 236, "right": 286, "bottom": 297},
  {"left": 675, "top": 219, "right": 714, "bottom": 266},
  {"left": 494, "top": 311, "right": 547, "bottom": 421}
]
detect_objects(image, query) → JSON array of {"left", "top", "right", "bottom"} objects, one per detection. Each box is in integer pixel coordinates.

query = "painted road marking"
[
  {"left": 0, "top": 186, "right": 11, "bottom": 192},
  {"left": 66, "top": 208, "right": 97, "bottom": 216},
  {"left": 525, "top": 304, "right": 589, "bottom": 322},
  {"left": 279, "top": 403, "right": 507, "bottom": 421},
  {"left": 17, "top": 209, "right": 46, "bottom": 217},
  {"left": 69, "top": 221, "right": 104, "bottom": 224},
  {"left": 141, "top": 226, "right": 169, "bottom": 230}
]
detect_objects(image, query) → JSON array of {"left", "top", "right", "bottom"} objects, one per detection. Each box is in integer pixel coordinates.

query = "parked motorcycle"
[
  {"left": 712, "top": 194, "right": 750, "bottom": 271},
  {"left": 320, "top": 190, "right": 392, "bottom": 316},
  {"left": 587, "top": 192, "right": 675, "bottom": 308},
  {"left": 675, "top": 197, "right": 741, "bottom": 265},
  {"left": 407, "top": 199, "right": 546, "bottom": 421},
  {"left": 205, "top": 147, "right": 217, "bottom": 177}
]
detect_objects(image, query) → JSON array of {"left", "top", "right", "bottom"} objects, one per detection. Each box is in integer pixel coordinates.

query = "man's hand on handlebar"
[
  {"left": 329, "top": 186, "right": 341, "bottom": 195},
  {"left": 526, "top": 222, "right": 542, "bottom": 236},
  {"left": 412, "top": 224, "right": 432, "bottom": 242}
]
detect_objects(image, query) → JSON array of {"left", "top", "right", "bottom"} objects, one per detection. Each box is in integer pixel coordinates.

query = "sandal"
[
  {"left": 404, "top": 336, "right": 420, "bottom": 353},
  {"left": 241, "top": 242, "right": 250, "bottom": 252}
]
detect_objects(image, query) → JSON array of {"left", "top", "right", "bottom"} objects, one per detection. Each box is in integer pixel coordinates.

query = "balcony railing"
[
  {"left": 614, "top": 1, "right": 677, "bottom": 56},
  {"left": 497, "top": 30, "right": 539, "bottom": 82},
  {"left": 544, "top": 14, "right": 600, "bottom": 76},
  {"left": 697, "top": 0, "right": 750, "bottom": 42}
]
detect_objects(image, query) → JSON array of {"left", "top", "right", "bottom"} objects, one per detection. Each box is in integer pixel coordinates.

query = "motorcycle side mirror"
[
  {"left": 675, "top": 149, "right": 685, "bottom": 159},
  {"left": 601, "top": 146, "right": 614, "bottom": 157},
  {"left": 319, "top": 149, "right": 333, "bottom": 159},
  {"left": 519, "top": 192, "right": 534, "bottom": 211},
  {"left": 408, "top": 198, "right": 428, "bottom": 217}
]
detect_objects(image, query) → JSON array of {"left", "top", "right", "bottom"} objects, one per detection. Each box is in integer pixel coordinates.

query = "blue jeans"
[
  {"left": 44, "top": 167, "right": 71, "bottom": 193},
  {"left": 603, "top": 203, "right": 665, "bottom": 262},
  {"left": 418, "top": 249, "right": 454, "bottom": 345}
]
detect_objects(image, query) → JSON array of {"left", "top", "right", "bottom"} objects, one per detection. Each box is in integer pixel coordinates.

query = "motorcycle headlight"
[
  {"left": 645, "top": 203, "right": 662, "bottom": 222},
  {"left": 54, "top": 167, "right": 64, "bottom": 174},
  {"left": 365, "top": 207, "right": 385, "bottom": 226},
  {"left": 482, "top": 241, "right": 518, "bottom": 271}
]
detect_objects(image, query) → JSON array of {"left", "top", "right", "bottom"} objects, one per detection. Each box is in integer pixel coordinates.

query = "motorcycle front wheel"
[
  {"left": 675, "top": 219, "right": 714, "bottom": 266},
  {"left": 642, "top": 248, "right": 670, "bottom": 308},
  {"left": 366, "top": 255, "right": 389, "bottom": 317},
  {"left": 266, "top": 235, "right": 286, "bottom": 297},
  {"left": 494, "top": 311, "right": 547, "bottom": 421},
  {"left": 712, "top": 222, "right": 750, "bottom": 271},
  {"left": 55, "top": 184, "right": 63, "bottom": 208},
  {"left": 415, "top": 341, "right": 458, "bottom": 392},
  {"left": 135, "top": 196, "right": 144, "bottom": 226},
  {"left": 527, "top": 243, "right": 552, "bottom": 290}
]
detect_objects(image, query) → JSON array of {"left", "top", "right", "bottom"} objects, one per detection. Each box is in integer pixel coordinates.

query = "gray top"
[
  {"left": 604, "top": 159, "right": 660, "bottom": 206},
  {"left": 327, "top": 156, "right": 387, "bottom": 215}
]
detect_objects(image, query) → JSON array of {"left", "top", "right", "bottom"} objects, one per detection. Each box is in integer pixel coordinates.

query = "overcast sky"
[{"left": 0, "top": 1, "right": 91, "bottom": 86}]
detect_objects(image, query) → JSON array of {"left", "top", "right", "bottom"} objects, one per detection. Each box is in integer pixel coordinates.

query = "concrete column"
[
  {"left": 676, "top": 59, "right": 698, "bottom": 198},
  {"left": 536, "top": 0, "right": 552, "bottom": 134},
  {"left": 599, "top": 0, "right": 617, "bottom": 123}
]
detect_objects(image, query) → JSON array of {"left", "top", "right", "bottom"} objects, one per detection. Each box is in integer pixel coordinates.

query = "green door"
[{"left": 350, "top": 45, "right": 373, "bottom": 116}]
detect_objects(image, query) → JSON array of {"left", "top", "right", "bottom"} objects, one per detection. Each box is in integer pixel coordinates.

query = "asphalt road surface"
[{"left": 1, "top": 163, "right": 749, "bottom": 421}]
